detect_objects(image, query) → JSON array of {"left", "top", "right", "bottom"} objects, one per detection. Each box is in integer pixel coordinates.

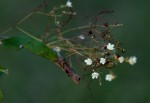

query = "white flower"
[
  {"left": 66, "top": 0, "right": 72, "bottom": 7},
  {"left": 78, "top": 35, "right": 85, "bottom": 40},
  {"left": 105, "top": 74, "right": 115, "bottom": 81},
  {"left": 118, "top": 56, "right": 124, "bottom": 63},
  {"left": 84, "top": 58, "right": 92, "bottom": 65},
  {"left": 100, "top": 58, "right": 106, "bottom": 65},
  {"left": 128, "top": 56, "right": 137, "bottom": 65},
  {"left": 53, "top": 46, "right": 61, "bottom": 53},
  {"left": 91, "top": 72, "right": 99, "bottom": 79},
  {"left": 107, "top": 43, "right": 115, "bottom": 50}
]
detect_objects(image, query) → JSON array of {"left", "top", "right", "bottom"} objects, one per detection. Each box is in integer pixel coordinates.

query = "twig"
[{"left": 16, "top": 26, "right": 41, "bottom": 42}]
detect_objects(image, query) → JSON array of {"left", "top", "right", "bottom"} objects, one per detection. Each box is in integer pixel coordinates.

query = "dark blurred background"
[{"left": 0, "top": 0, "right": 150, "bottom": 103}]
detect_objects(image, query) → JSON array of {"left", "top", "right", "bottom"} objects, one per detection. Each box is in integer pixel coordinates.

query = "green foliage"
[
  {"left": 0, "top": 65, "right": 7, "bottom": 101},
  {"left": 2, "top": 36, "right": 58, "bottom": 61},
  {"left": 0, "top": 65, "right": 8, "bottom": 77},
  {"left": 0, "top": 89, "right": 3, "bottom": 101}
]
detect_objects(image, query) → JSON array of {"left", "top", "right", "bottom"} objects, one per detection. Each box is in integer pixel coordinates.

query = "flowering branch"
[{"left": 0, "top": 0, "right": 137, "bottom": 85}]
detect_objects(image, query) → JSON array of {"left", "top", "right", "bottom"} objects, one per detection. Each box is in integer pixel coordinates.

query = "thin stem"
[
  {"left": 36, "top": 11, "right": 50, "bottom": 16},
  {"left": 58, "top": 25, "right": 100, "bottom": 36},
  {"left": 0, "top": 12, "right": 35, "bottom": 35},
  {"left": 57, "top": 23, "right": 122, "bottom": 36},
  {"left": 17, "top": 12, "right": 34, "bottom": 25},
  {"left": 46, "top": 24, "right": 100, "bottom": 42},
  {"left": 16, "top": 26, "right": 41, "bottom": 42},
  {"left": 0, "top": 26, "right": 15, "bottom": 34},
  {"left": 36, "top": 11, "right": 62, "bottom": 17},
  {"left": 47, "top": 39, "right": 63, "bottom": 45}
]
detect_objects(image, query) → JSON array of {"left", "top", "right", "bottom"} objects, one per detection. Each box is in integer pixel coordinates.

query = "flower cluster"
[
  {"left": 84, "top": 43, "right": 137, "bottom": 82},
  {"left": 27, "top": 0, "right": 137, "bottom": 84},
  {"left": 84, "top": 41, "right": 137, "bottom": 83}
]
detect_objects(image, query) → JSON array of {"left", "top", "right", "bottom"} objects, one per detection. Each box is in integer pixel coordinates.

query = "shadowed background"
[{"left": 0, "top": 0, "right": 150, "bottom": 103}]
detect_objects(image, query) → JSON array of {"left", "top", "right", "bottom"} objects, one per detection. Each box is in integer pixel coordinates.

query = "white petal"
[
  {"left": 118, "top": 56, "right": 124, "bottom": 63},
  {"left": 107, "top": 43, "right": 115, "bottom": 50},
  {"left": 91, "top": 72, "right": 99, "bottom": 79},
  {"left": 78, "top": 35, "right": 85, "bottom": 40},
  {"left": 105, "top": 74, "right": 115, "bottom": 81},
  {"left": 66, "top": 0, "right": 72, "bottom": 7},
  {"left": 84, "top": 58, "right": 92, "bottom": 65},
  {"left": 100, "top": 58, "right": 106, "bottom": 65},
  {"left": 129, "top": 56, "right": 137, "bottom": 65}
]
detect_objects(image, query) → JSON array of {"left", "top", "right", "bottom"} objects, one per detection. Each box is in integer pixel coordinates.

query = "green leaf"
[
  {"left": 0, "top": 65, "right": 8, "bottom": 77},
  {"left": 0, "top": 89, "right": 3, "bottom": 101},
  {"left": 2, "top": 36, "right": 57, "bottom": 61},
  {"left": 0, "top": 65, "right": 7, "bottom": 101}
]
